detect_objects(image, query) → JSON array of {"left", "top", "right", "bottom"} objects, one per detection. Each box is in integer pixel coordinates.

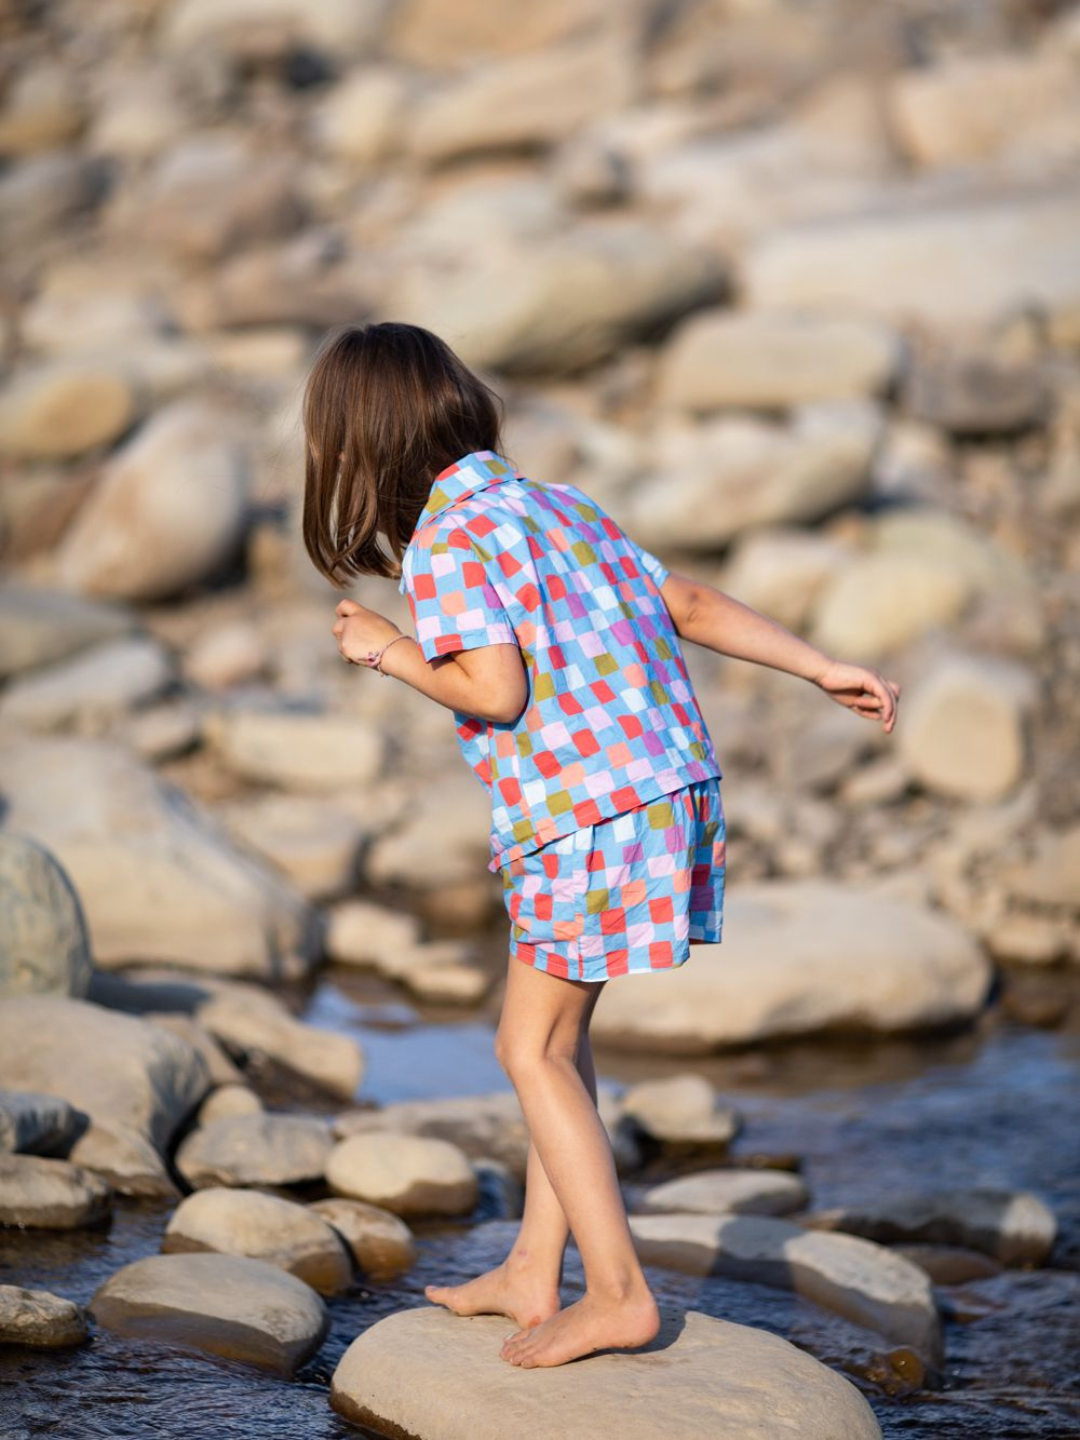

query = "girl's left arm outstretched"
[{"left": 658, "top": 571, "right": 901, "bottom": 734}]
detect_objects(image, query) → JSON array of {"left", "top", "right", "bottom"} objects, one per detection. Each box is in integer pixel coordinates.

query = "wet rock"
[
  {"left": 897, "top": 651, "right": 1037, "bottom": 801},
  {"left": 591, "top": 880, "right": 991, "bottom": 1052},
  {"left": 395, "top": 221, "right": 723, "bottom": 375},
  {"left": 0, "top": 1092, "right": 79, "bottom": 1156},
  {"left": 202, "top": 708, "right": 384, "bottom": 791},
  {"left": 902, "top": 350, "right": 1051, "bottom": 438},
  {"left": 331, "top": 1306, "right": 883, "bottom": 1439},
  {"left": 640, "top": 1168, "right": 809, "bottom": 1218},
  {"left": 0, "top": 996, "right": 209, "bottom": 1196},
  {"left": 1004, "top": 823, "right": 1080, "bottom": 910},
  {"left": 0, "top": 1153, "right": 112, "bottom": 1230},
  {"left": 0, "top": 1285, "right": 89, "bottom": 1348},
  {"left": 0, "top": 581, "right": 134, "bottom": 682},
  {"left": 326, "top": 1133, "right": 479, "bottom": 1218},
  {"left": 49, "top": 398, "right": 251, "bottom": 603},
  {"left": 406, "top": 39, "right": 635, "bottom": 162},
  {"left": 176, "top": 1113, "right": 333, "bottom": 1190},
  {"left": 0, "top": 362, "right": 135, "bottom": 461},
  {"left": 625, "top": 402, "right": 879, "bottom": 550},
  {"left": 719, "top": 528, "right": 850, "bottom": 631},
  {"left": 148, "top": 1015, "right": 246, "bottom": 1088},
  {"left": 0, "top": 834, "right": 92, "bottom": 999},
  {"left": 0, "top": 734, "right": 320, "bottom": 979},
  {"left": 195, "top": 985, "right": 363, "bottom": 1100},
  {"left": 806, "top": 1188, "right": 1057, "bottom": 1267},
  {"left": 163, "top": 1187, "right": 352, "bottom": 1295},
  {"left": 91, "top": 1253, "right": 328, "bottom": 1377},
  {"left": 745, "top": 187, "right": 1080, "bottom": 327},
  {"left": 658, "top": 310, "right": 899, "bottom": 411},
  {"left": 629, "top": 1211, "right": 942, "bottom": 1361},
  {"left": 893, "top": 1245, "right": 1003, "bottom": 1285},
  {"left": 309, "top": 1198, "right": 417, "bottom": 1279},
  {"left": 618, "top": 1073, "right": 741, "bottom": 1148},
  {"left": 0, "top": 636, "right": 173, "bottom": 732}
]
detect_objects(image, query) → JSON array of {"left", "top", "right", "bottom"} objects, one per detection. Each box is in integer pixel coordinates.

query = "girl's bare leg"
[
  {"left": 424, "top": 973, "right": 602, "bottom": 1328},
  {"left": 495, "top": 958, "right": 660, "bottom": 1367}
]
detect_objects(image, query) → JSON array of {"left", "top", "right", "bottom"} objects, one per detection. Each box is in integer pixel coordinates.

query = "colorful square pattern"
[{"left": 399, "top": 450, "right": 723, "bottom": 873}]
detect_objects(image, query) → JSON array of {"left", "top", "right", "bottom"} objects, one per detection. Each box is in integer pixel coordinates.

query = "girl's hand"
[
  {"left": 331, "top": 598, "right": 402, "bottom": 668},
  {"left": 812, "top": 658, "right": 901, "bottom": 733}
]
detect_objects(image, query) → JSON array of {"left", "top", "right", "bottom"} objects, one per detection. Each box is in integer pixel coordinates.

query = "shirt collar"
[{"left": 399, "top": 449, "right": 524, "bottom": 592}]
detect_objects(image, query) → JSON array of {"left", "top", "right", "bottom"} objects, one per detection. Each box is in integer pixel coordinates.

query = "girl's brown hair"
[{"left": 301, "top": 321, "right": 508, "bottom": 587}]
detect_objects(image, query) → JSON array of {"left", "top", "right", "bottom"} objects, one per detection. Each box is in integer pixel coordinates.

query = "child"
[{"left": 304, "top": 321, "right": 900, "bottom": 1370}]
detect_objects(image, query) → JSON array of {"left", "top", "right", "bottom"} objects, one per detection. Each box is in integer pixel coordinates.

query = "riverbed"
[{"left": 1, "top": 965, "right": 1077, "bottom": 1440}]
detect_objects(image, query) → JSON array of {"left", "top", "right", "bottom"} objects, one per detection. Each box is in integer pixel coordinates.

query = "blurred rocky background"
[{"left": 1, "top": 1, "right": 1079, "bottom": 1437}]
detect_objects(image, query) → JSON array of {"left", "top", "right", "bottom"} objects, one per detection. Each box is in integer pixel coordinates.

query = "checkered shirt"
[{"left": 398, "top": 450, "right": 722, "bottom": 873}]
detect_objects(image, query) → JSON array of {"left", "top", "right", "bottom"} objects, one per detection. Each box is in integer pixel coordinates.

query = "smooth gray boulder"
[
  {"left": 806, "top": 1189, "right": 1057, "bottom": 1267},
  {"left": 0, "top": 997, "right": 209, "bottom": 1196},
  {"left": 308, "top": 1198, "right": 417, "bottom": 1280},
  {"left": 175, "top": 1113, "right": 333, "bottom": 1190},
  {"left": 325, "top": 1132, "right": 479, "bottom": 1218},
  {"left": 91, "top": 1253, "right": 328, "bottom": 1377},
  {"left": 0, "top": 833, "right": 92, "bottom": 999},
  {"left": 0, "top": 1153, "right": 112, "bottom": 1229},
  {"left": 163, "top": 1187, "right": 352, "bottom": 1295},
  {"left": 591, "top": 881, "right": 991, "bottom": 1053},
  {"left": 0, "top": 1091, "right": 79, "bottom": 1155},
  {"left": 0, "top": 1285, "right": 89, "bottom": 1347},
  {"left": 331, "top": 1306, "right": 883, "bottom": 1439},
  {"left": 628, "top": 1211, "right": 942, "bottom": 1363},
  {"left": 639, "top": 1169, "right": 809, "bottom": 1219},
  {"left": 618, "top": 1073, "right": 740, "bottom": 1147}
]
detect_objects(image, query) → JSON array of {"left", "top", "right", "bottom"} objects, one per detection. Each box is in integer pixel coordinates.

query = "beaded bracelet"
[{"left": 366, "top": 633, "right": 409, "bottom": 677}]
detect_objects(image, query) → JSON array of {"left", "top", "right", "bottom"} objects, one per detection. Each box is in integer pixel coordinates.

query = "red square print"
[
  {"left": 610, "top": 785, "right": 642, "bottom": 810},
  {"left": 533, "top": 893, "right": 553, "bottom": 921},
  {"left": 572, "top": 729, "right": 600, "bottom": 757},
  {"left": 600, "top": 906, "right": 627, "bottom": 936},
  {"left": 558, "top": 692, "right": 584, "bottom": 716},
  {"left": 498, "top": 552, "right": 523, "bottom": 577},
  {"left": 462, "top": 561, "right": 486, "bottom": 588},
  {"left": 548, "top": 574, "right": 568, "bottom": 600},
  {"left": 414, "top": 573, "right": 437, "bottom": 601},
  {"left": 468, "top": 515, "right": 497, "bottom": 537},
  {"left": 649, "top": 941, "right": 675, "bottom": 967},
  {"left": 498, "top": 778, "right": 522, "bottom": 804},
  {"left": 590, "top": 680, "right": 616, "bottom": 704},
  {"left": 618, "top": 714, "right": 643, "bottom": 740},
  {"left": 517, "top": 583, "right": 541, "bottom": 612},
  {"left": 534, "top": 750, "right": 562, "bottom": 778},
  {"left": 573, "top": 799, "right": 603, "bottom": 828},
  {"left": 649, "top": 896, "right": 674, "bottom": 924},
  {"left": 606, "top": 949, "right": 630, "bottom": 976}
]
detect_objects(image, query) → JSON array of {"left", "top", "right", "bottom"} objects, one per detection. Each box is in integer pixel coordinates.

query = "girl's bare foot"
[
  {"left": 499, "top": 1285, "right": 660, "bottom": 1368},
  {"left": 425, "top": 1260, "right": 561, "bottom": 1331}
]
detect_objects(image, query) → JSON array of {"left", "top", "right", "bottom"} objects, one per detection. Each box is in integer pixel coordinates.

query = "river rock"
[
  {"left": 394, "top": 221, "right": 723, "bottom": 375},
  {"left": 201, "top": 708, "right": 384, "bottom": 791},
  {"left": 310, "top": 67, "right": 410, "bottom": 165},
  {"left": 718, "top": 528, "right": 851, "bottom": 631},
  {"left": 198, "top": 1085, "right": 264, "bottom": 1125},
  {"left": 0, "top": 581, "right": 134, "bottom": 682},
  {"left": 0, "top": 1153, "right": 112, "bottom": 1229},
  {"left": 1003, "top": 824, "right": 1080, "bottom": 910},
  {"left": 331, "top": 1305, "right": 883, "bottom": 1439},
  {"left": 625, "top": 402, "right": 879, "bottom": 550},
  {"left": 49, "top": 397, "right": 250, "bottom": 603},
  {"left": 162, "top": 0, "right": 387, "bottom": 61},
  {"left": 657, "top": 310, "right": 899, "bottom": 410},
  {"left": 326, "top": 1133, "right": 479, "bottom": 1218},
  {"left": 0, "top": 636, "right": 174, "bottom": 732},
  {"left": 0, "top": 1285, "right": 89, "bottom": 1348},
  {"left": 0, "top": 833, "right": 92, "bottom": 999},
  {"left": 148, "top": 1015, "right": 246, "bottom": 1088},
  {"left": 902, "top": 349, "right": 1051, "bottom": 438},
  {"left": 176, "top": 1113, "right": 334, "bottom": 1190},
  {"left": 0, "top": 996, "right": 209, "bottom": 1195},
  {"left": 809, "top": 549, "right": 972, "bottom": 658},
  {"left": 195, "top": 985, "right": 363, "bottom": 1100},
  {"left": 744, "top": 186, "right": 1080, "bottom": 328},
  {"left": 806, "top": 1188, "right": 1057, "bottom": 1267},
  {"left": 324, "top": 899, "right": 424, "bottom": 968},
  {"left": 640, "top": 1169, "right": 809, "bottom": 1218},
  {"left": 0, "top": 64, "right": 84, "bottom": 155},
  {"left": 0, "top": 362, "right": 135, "bottom": 460},
  {"left": 163, "top": 1187, "right": 352, "bottom": 1295},
  {"left": 618, "top": 1073, "right": 740, "bottom": 1148},
  {"left": 0, "top": 153, "right": 108, "bottom": 258},
  {"left": 308, "top": 1198, "right": 417, "bottom": 1279},
  {"left": 590, "top": 880, "right": 991, "bottom": 1053},
  {"left": 897, "top": 651, "right": 1036, "bottom": 800},
  {"left": 91, "top": 1253, "right": 328, "bottom": 1377},
  {"left": 629, "top": 1211, "right": 941, "bottom": 1361},
  {"left": 0, "top": 734, "right": 320, "bottom": 978},
  {"left": 0, "top": 1091, "right": 79, "bottom": 1155},
  {"left": 365, "top": 773, "right": 494, "bottom": 892}
]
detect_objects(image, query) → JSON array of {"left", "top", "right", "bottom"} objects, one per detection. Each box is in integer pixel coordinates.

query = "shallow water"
[{"left": 2, "top": 967, "right": 1078, "bottom": 1440}]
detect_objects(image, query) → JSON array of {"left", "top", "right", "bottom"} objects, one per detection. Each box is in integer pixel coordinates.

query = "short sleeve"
[
  {"left": 402, "top": 525, "right": 517, "bottom": 662},
  {"left": 631, "top": 541, "right": 670, "bottom": 592}
]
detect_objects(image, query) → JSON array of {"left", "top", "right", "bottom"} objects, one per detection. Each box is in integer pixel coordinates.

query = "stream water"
[{"left": 1, "top": 964, "right": 1078, "bottom": 1440}]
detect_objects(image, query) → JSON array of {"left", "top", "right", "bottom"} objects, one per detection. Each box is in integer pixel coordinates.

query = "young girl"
[{"left": 304, "top": 321, "right": 900, "bottom": 1371}]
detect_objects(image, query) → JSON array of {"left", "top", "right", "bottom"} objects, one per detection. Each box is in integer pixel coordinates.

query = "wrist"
[{"left": 375, "top": 632, "right": 411, "bottom": 677}]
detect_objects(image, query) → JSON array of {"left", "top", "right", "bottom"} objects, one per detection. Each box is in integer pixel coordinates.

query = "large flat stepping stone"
[
  {"left": 91, "top": 1253, "right": 328, "bottom": 1377},
  {"left": 629, "top": 1211, "right": 942, "bottom": 1363},
  {"left": 639, "top": 1168, "right": 809, "bottom": 1218},
  {"left": 331, "top": 1306, "right": 882, "bottom": 1439},
  {"left": 806, "top": 1188, "right": 1057, "bottom": 1267}
]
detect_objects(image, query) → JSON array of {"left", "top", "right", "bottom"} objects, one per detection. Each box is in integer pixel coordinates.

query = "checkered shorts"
[{"left": 499, "top": 776, "right": 725, "bottom": 982}]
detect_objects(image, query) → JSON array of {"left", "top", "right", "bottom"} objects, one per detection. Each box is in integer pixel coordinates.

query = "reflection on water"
[{"left": 1, "top": 968, "right": 1077, "bottom": 1440}]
